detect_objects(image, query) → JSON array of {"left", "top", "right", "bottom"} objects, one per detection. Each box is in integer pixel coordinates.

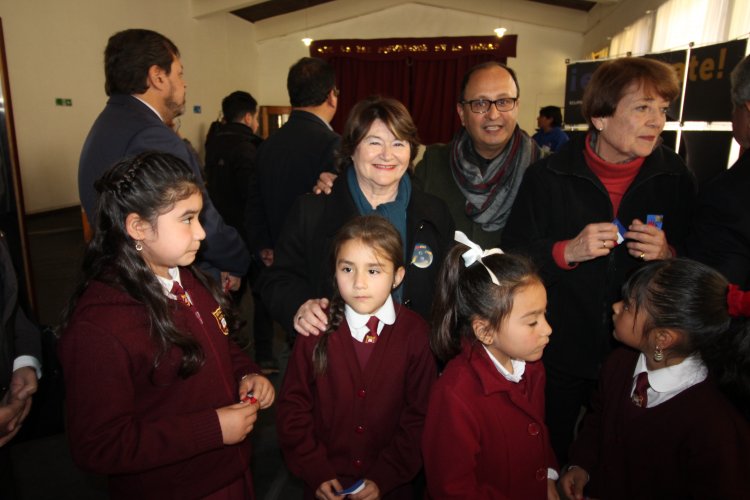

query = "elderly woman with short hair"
[
  {"left": 504, "top": 57, "right": 696, "bottom": 463},
  {"left": 261, "top": 96, "right": 454, "bottom": 338}
]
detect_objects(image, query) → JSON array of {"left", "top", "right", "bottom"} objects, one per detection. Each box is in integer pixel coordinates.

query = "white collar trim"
[
  {"left": 483, "top": 345, "right": 526, "bottom": 383},
  {"left": 345, "top": 295, "right": 396, "bottom": 342},
  {"left": 633, "top": 352, "right": 708, "bottom": 393}
]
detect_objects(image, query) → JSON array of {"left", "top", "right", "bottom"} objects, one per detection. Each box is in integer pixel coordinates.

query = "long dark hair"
[
  {"left": 431, "top": 245, "right": 539, "bottom": 363},
  {"left": 312, "top": 215, "right": 404, "bottom": 375},
  {"left": 621, "top": 258, "right": 750, "bottom": 418},
  {"left": 59, "top": 152, "right": 229, "bottom": 378}
]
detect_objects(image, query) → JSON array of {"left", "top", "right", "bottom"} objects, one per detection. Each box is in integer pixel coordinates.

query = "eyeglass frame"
[{"left": 460, "top": 97, "right": 518, "bottom": 114}]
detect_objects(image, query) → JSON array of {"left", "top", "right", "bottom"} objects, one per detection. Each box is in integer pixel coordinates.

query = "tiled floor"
[{"left": 4, "top": 207, "right": 304, "bottom": 499}]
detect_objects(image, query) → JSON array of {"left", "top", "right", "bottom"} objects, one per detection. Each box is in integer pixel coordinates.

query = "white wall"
[
  {"left": 0, "top": 0, "right": 257, "bottom": 213},
  {"left": 582, "top": 0, "right": 669, "bottom": 57},
  {"left": 0, "top": 0, "right": 584, "bottom": 213},
  {"left": 255, "top": 3, "right": 583, "bottom": 139}
]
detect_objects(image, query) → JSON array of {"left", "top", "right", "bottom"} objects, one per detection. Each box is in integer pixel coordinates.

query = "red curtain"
[{"left": 310, "top": 36, "right": 517, "bottom": 144}]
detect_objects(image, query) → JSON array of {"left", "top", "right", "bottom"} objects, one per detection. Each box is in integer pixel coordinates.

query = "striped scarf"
[{"left": 450, "top": 126, "right": 541, "bottom": 232}]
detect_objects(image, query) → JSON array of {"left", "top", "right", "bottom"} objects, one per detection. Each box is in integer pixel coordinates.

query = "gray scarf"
[{"left": 450, "top": 126, "right": 541, "bottom": 232}]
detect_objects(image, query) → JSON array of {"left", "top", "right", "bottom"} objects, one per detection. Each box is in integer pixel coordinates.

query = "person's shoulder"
[
  {"left": 524, "top": 148, "right": 557, "bottom": 176},
  {"left": 394, "top": 307, "right": 429, "bottom": 333},
  {"left": 409, "top": 183, "right": 455, "bottom": 232},
  {"left": 75, "top": 281, "right": 139, "bottom": 310},
  {"left": 67, "top": 281, "right": 145, "bottom": 334},
  {"left": 704, "top": 152, "right": 750, "bottom": 192},
  {"left": 435, "top": 351, "right": 481, "bottom": 394},
  {"left": 553, "top": 127, "right": 569, "bottom": 138},
  {"left": 411, "top": 181, "right": 450, "bottom": 211},
  {"left": 648, "top": 143, "right": 689, "bottom": 173},
  {"left": 419, "top": 143, "right": 451, "bottom": 166},
  {"left": 675, "top": 380, "right": 750, "bottom": 437},
  {"left": 282, "top": 190, "right": 330, "bottom": 227}
]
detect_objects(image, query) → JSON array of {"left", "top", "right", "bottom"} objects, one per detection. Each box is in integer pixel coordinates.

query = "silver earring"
[
  {"left": 135, "top": 242, "right": 143, "bottom": 252},
  {"left": 653, "top": 345, "right": 664, "bottom": 362}
]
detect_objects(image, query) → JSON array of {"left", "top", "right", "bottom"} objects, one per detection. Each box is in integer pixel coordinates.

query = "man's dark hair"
[
  {"left": 539, "top": 105, "right": 563, "bottom": 127},
  {"left": 287, "top": 57, "right": 336, "bottom": 107},
  {"left": 104, "top": 29, "right": 179, "bottom": 96},
  {"left": 222, "top": 91, "right": 258, "bottom": 123},
  {"left": 458, "top": 61, "right": 520, "bottom": 102}
]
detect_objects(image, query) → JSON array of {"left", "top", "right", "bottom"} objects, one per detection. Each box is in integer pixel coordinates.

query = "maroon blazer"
[
  {"left": 570, "top": 347, "right": 750, "bottom": 499},
  {"left": 59, "top": 268, "right": 259, "bottom": 500},
  {"left": 276, "top": 306, "right": 436, "bottom": 499},
  {"left": 422, "top": 342, "right": 557, "bottom": 499}
]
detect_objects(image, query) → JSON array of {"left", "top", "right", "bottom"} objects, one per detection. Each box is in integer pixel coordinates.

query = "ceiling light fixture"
[
  {"left": 494, "top": 27, "right": 507, "bottom": 38},
  {"left": 301, "top": 0, "right": 313, "bottom": 47}
]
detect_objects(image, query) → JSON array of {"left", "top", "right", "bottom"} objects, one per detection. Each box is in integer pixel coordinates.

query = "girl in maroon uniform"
[
  {"left": 59, "top": 152, "right": 273, "bottom": 500},
  {"left": 277, "top": 215, "right": 436, "bottom": 500}
]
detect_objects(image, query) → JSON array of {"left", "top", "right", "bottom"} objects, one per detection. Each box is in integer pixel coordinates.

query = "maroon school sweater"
[
  {"left": 59, "top": 268, "right": 259, "bottom": 500},
  {"left": 276, "top": 305, "right": 436, "bottom": 499},
  {"left": 422, "top": 341, "right": 557, "bottom": 499},
  {"left": 570, "top": 347, "right": 750, "bottom": 499}
]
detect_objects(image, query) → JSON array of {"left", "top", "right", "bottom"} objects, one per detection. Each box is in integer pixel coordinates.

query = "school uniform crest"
[{"left": 212, "top": 307, "right": 229, "bottom": 335}]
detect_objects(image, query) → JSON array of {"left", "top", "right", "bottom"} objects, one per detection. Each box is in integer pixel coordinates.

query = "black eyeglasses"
[{"left": 461, "top": 98, "right": 518, "bottom": 114}]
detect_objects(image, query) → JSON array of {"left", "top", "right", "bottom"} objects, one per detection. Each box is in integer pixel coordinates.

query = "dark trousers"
[
  {"left": 247, "top": 258, "right": 275, "bottom": 363},
  {"left": 544, "top": 365, "right": 596, "bottom": 465}
]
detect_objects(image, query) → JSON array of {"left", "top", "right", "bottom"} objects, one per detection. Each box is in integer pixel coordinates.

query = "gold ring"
[
  {"left": 601, "top": 240, "right": 606, "bottom": 248},
  {"left": 639, "top": 252, "right": 646, "bottom": 260}
]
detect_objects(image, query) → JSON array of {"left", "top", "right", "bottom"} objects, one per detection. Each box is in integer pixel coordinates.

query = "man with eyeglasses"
[{"left": 414, "top": 61, "right": 542, "bottom": 248}]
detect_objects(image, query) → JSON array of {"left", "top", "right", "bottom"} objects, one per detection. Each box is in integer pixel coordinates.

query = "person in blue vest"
[{"left": 532, "top": 105, "right": 569, "bottom": 154}]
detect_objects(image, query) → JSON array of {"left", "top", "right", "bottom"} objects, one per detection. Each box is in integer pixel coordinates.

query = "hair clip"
[
  {"left": 454, "top": 231, "right": 504, "bottom": 285},
  {"left": 727, "top": 284, "right": 750, "bottom": 318}
]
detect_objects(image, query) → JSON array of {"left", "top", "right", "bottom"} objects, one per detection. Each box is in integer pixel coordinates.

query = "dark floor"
[{"left": 3, "top": 207, "right": 304, "bottom": 499}]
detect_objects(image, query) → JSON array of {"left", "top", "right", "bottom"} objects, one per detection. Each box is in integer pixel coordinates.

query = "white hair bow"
[{"left": 454, "top": 231, "right": 504, "bottom": 285}]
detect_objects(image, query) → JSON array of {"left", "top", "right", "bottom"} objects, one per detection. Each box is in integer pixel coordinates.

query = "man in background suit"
[
  {"left": 246, "top": 57, "right": 340, "bottom": 268},
  {"left": 78, "top": 29, "right": 249, "bottom": 287},
  {"left": 0, "top": 231, "right": 41, "bottom": 448},
  {"left": 688, "top": 54, "right": 750, "bottom": 288}
]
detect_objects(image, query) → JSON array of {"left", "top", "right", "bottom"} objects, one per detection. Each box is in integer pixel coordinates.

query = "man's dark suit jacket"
[
  {"left": 246, "top": 110, "right": 340, "bottom": 251},
  {"left": 688, "top": 150, "right": 750, "bottom": 288},
  {"left": 0, "top": 231, "right": 41, "bottom": 399},
  {"left": 78, "top": 94, "right": 250, "bottom": 277}
]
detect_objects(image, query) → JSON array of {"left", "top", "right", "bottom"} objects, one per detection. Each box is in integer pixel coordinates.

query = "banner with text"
[{"left": 564, "top": 39, "right": 748, "bottom": 125}]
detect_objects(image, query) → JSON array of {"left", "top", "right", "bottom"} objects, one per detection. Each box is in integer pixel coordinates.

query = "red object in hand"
[{"left": 241, "top": 393, "right": 257, "bottom": 404}]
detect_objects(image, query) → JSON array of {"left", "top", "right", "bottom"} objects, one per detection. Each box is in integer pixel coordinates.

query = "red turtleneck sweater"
[{"left": 552, "top": 134, "right": 644, "bottom": 269}]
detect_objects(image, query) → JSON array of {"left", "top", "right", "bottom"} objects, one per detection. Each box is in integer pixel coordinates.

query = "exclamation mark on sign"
[{"left": 716, "top": 47, "right": 727, "bottom": 79}]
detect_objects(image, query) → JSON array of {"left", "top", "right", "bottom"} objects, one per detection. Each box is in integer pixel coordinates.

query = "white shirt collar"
[
  {"left": 482, "top": 345, "right": 526, "bottom": 383},
  {"left": 632, "top": 352, "right": 708, "bottom": 407},
  {"left": 133, "top": 95, "right": 164, "bottom": 122},
  {"left": 156, "top": 267, "right": 182, "bottom": 298},
  {"left": 345, "top": 295, "right": 396, "bottom": 342}
]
